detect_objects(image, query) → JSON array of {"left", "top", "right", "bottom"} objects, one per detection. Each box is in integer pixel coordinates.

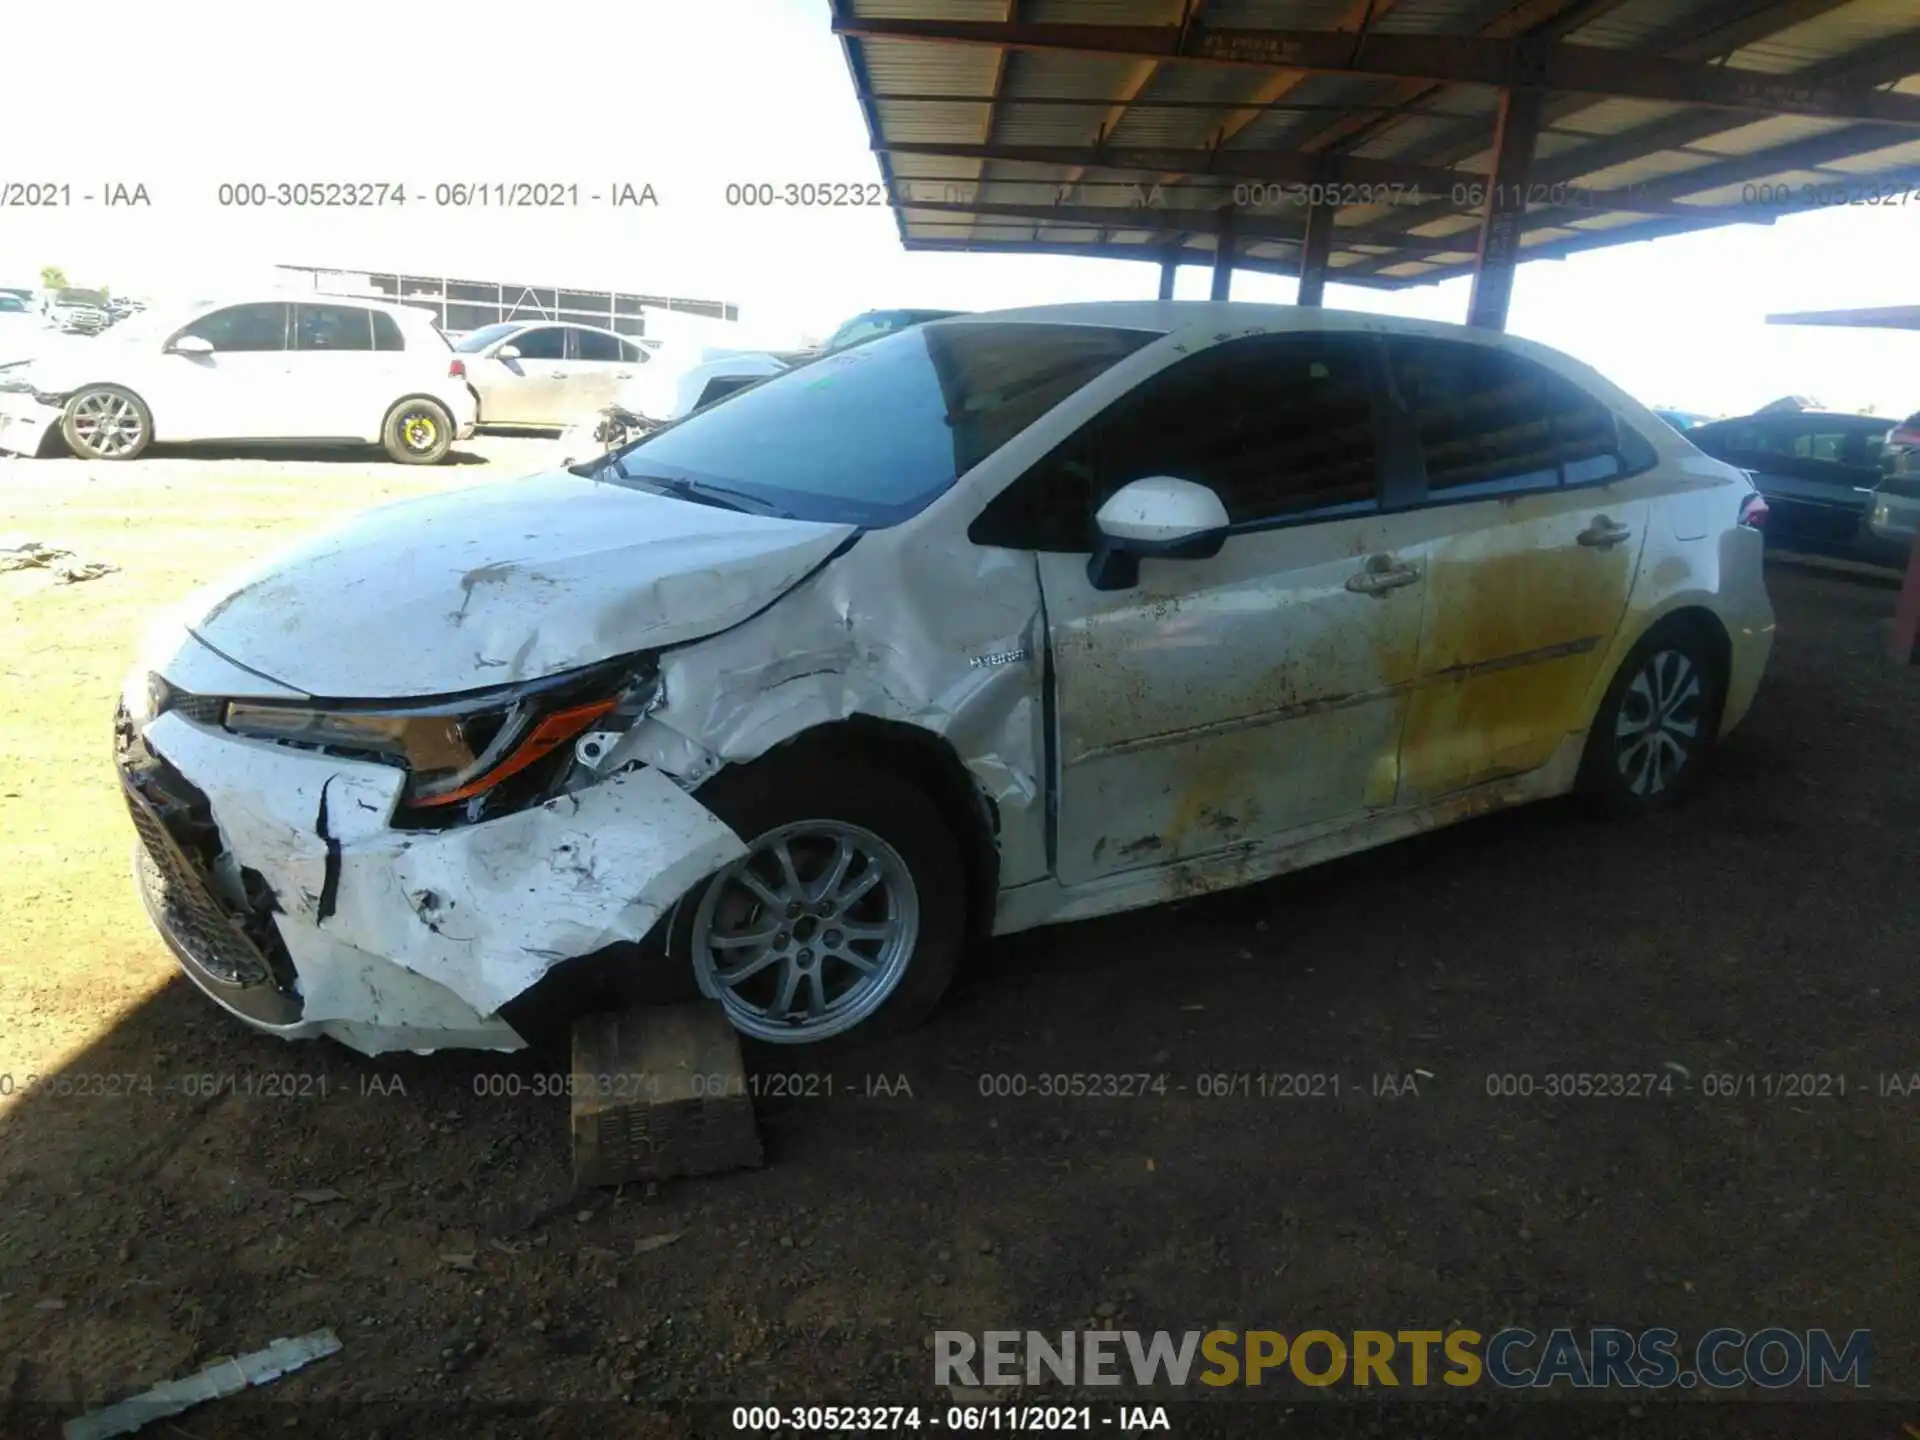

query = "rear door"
[
  {"left": 977, "top": 332, "right": 1433, "bottom": 887},
  {"left": 474, "top": 324, "right": 568, "bottom": 425},
  {"left": 290, "top": 303, "right": 391, "bottom": 439},
  {"left": 154, "top": 302, "right": 292, "bottom": 440},
  {"left": 1379, "top": 336, "right": 1658, "bottom": 800},
  {"left": 561, "top": 327, "right": 642, "bottom": 416}
]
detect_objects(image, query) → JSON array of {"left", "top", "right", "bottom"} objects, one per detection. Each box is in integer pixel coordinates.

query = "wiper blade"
[{"left": 622, "top": 468, "right": 795, "bottom": 519}]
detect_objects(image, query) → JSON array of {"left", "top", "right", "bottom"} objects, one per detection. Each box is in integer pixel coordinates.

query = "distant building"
[{"left": 272, "top": 264, "right": 738, "bottom": 339}]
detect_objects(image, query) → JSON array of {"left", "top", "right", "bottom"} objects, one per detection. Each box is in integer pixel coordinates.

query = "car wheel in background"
[
  {"left": 1577, "top": 616, "right": 1725, "bottom": 818},
  {"left": 664, "top": 755, "right": 967, "bottom": 1050},
  {"left": 380, "top": 398, "right": 454, "bottom": 465},
  {"left": 60, "top": 385, "right": 153, "bottom": 460}
]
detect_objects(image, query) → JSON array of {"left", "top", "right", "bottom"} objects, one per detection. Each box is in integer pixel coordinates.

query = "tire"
[
  {"left": 662, "top": 753, "right": 967, "bottom": 1050},
  {"left": 1577, "top": 616, "right": 1724, "bottom": 818},
  {"left": 60, "top": 385, "right": 152, "bottom": 460},
  {"left": 380, "top": 398, "right": 454, "bottom": 464}
]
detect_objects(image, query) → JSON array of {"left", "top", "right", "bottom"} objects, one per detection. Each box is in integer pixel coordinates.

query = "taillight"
[
  {"left": 1738, "top": 493, "right": 1769, "bottom": 530},
  {"left": 448, "top": 358, "right": 466, "bottom": 380}
]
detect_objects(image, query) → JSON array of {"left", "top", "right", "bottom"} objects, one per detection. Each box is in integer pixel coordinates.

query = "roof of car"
[{"left": 1697, "top": 410, "right": 1890, "bottom": 428}]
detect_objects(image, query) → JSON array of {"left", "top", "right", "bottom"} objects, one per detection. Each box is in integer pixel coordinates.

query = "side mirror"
[
  {"left": 170, "top": 334, "right": 214, "bottom": 356},
  {"left": 1087, "top": 476, "right": 1230, "bottom": 592},
  {"left": 495, "top": 344, "right": 522, "bottom": 361}
]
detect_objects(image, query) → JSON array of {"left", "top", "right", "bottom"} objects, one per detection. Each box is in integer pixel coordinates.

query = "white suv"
[{"left": 0, "top": 295, "right": 477, "bottom": 464}]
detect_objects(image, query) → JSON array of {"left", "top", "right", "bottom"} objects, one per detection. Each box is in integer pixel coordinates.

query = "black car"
[{"left": 1686, "top": 409, "right": 1898, "bottom": 562}]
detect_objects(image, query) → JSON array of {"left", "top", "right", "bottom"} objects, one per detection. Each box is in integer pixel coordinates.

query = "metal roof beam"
[
  {"left": 904, "top": 236, "right": 1337, "bottom": 281},
  {"left": 830, "top": 17, "right": 1920, "bottom": 125},
  {"left": 881, "top": 141, "right": 1767, "bottom": 221},
  {"left": 902, "top": 198, "right": 1479, "bottom": 251}
]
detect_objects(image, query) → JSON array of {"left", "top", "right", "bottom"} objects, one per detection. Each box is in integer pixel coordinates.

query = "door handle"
[
  {"left": 1577, "top": 516, "right": 1633, "bottom": 549},
  {"left": 547, "top": 370, "right": 568, "bottom": 379},
  {"left": 1345, "top": 557, "right": 1421, "bottom": 596}
]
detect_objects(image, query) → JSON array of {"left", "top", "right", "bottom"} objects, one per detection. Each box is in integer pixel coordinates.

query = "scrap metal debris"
[
  {"left": 0, "top": 539, "right": 118, "bottom": 584},
  {"left": 61, "top": 1328, "right": 341, "bottom": 1440}
]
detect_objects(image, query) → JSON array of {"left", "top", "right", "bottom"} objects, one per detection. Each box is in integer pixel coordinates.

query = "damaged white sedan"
[{"left": 117, "top": 302, "right": 1775, "bottom": 1056}]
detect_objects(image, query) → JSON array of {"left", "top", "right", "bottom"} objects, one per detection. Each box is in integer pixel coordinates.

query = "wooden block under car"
[{"left": 570, "top": 1001, "right": 764, "bottom": 1186}]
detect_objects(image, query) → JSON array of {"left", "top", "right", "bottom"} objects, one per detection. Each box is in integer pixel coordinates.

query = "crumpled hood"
[{"left": 180, "top": 470, "right": 856, "bottom": 698}]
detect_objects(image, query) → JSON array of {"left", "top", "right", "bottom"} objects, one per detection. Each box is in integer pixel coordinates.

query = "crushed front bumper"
[
  {"left": 0, "top": 391, "right": 59, "bottom": 456},
  {"left": 120, "top": 703, "right": 748, "bottom": 1055}
]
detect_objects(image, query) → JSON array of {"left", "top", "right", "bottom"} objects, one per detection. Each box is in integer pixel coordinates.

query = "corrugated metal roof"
[{"left": 837, "top": 0, "right": 1920, "bottom": 290}]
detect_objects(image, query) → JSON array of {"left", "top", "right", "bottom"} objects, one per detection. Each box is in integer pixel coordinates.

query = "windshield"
[
  {"left": 453, "top": 322, "right": 524, "bottom": 353},
  {"left": 596, "top": 321, "right": 1160, "bottom": 527}
]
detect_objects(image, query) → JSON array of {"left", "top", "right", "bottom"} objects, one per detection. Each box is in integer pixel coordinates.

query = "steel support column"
[
  {"left": 1211, "top": 208, "right": 1236, "bottom": 301},
  {"left": 1158, "top": 251, "right": 1178, "bottom": 299},
  {"left": 1466, "top": 86, "right": 1543, "bottom": 332},
  {"left": 1296, "top": 200, "right": 1335, "bottom": 306}
]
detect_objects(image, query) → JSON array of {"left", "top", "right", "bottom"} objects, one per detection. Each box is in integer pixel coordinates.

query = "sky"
[{"left": 0, "top": 0, "right": 1914, "bottom": 418}]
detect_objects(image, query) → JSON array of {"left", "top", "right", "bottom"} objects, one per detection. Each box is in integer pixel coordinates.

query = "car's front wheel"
[
  {"left": 1578, "top": 616, "right": 1724, "bottom": 816},
  {"left": 381, "top": 398, "right": 454, "bottom": 464},
  {"left": 665, "top": 755, "right": 966, "bottom": 1049},
  {"left": 61, "top": 385, "right": 152, "bottom": 460}
]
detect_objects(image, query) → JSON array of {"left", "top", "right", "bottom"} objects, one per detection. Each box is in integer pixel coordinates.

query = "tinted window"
[
  {"left": 371, "top": 312, "right": 405, "bottom": 352},
  {"left": 294, "top": 304, "right": 373, "bottom": 351},
  {"left": 0, "top": 296, "right": 25, "bottom": 313},
  {"left": 619, "top": 339, "right": 649, "bottom": 363},
  {"left": 974, "top": 335, "right": 1379, "bottom": 549},
  {"left": 179, "top": 303, "right": 288, "bottom": 352},
  {"left": 508, "top": 326, "right": 565, "bottom": 361},
  {"left": 600, "top": 322, "right": 1158, "bottom": 528},
  {"left": 822, "top": 315, "right": 895, "bottom": 353},
  {"left": 453, "top": 322, "right": 522, "bottom": 353},
  {"left": 573, "top": 328, "right": 622, "bottom": 362},
  {"left": 1792, "top": 430, "right": 1849, "bottom": 462}
]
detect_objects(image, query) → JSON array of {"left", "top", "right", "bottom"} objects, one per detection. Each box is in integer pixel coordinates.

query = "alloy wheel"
[
  {"left": 70, "top": 391, "right": 144, "bottom": 457},
  {"left": 689, "top": 819, "right": 919, "bottom": 1043},
  {"left": 1614, "top": 648, "right": 1704, "bottom": 797}
]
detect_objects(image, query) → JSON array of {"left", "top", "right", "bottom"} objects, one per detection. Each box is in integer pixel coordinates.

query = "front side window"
[
  {"left": 597, "top": 322, "right": 1159, "bottom": 528},
  {"left": 294, "top": 304, "right": 374, "bottom": 351},
  {"left": 972, "top": 334, "right": 1379, "bottom": 550},
  {"left": 177, "top": 302, "right": 289, "bottom": 353},
  {"left": 507, "top": 326, "right": 565, "bottom": 361}
]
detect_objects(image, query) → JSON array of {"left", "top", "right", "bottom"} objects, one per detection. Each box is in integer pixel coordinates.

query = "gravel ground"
[{"left": 1, "top": 440, "right": 1916, "bottom": 1439}]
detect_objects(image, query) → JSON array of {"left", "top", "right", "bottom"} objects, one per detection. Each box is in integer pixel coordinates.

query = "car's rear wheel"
[
  {"left": 61, "top": 385, "right": 152, "bottom": 460},
  {"left": 381, "top": 398, "right": 454, "bottom": 464},
  {"left": 1578, "top": 617, "right": 1724, "bottom": 817},
  {"left": 664, "top": 755, "right": 966, "bottom": 1049}
]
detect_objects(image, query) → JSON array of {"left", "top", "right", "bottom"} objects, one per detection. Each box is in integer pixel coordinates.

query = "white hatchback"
[
  {"left": 0, "top": 295, "right": 477, "bottom": 463},
  {"left": 114, "top": 302, "right": 1774, "bottom": 1055}
]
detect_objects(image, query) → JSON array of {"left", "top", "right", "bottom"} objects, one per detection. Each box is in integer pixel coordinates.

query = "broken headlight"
[{"left": 222, "top": 658, "right": 659, "bottom": 825}]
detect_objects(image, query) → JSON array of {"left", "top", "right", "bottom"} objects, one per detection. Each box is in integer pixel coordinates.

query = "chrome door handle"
[
  {"left": 1578, "top": 517, "right": 1633, "bottom": 548},
  {"left": 1345, "top": 560, "right": 1421, "bottom": 595}
]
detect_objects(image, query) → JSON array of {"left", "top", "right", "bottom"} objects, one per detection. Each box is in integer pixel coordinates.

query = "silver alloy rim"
[
  {"left": 1614, "top": 648, "right": 1703, "bottom": 796},
  {"left": 689, "top": 819, "right": 919, "bottom": 1043},
  {"left": 70, "top": 391, "right": 143, "bottom": 457}
]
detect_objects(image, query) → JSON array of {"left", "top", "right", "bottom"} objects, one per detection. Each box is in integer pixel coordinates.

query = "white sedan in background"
[
  {"left": 0, "top": 296, "right": 477, "bottom": 463},
  {"left": 452, "top": 321, "right": 653, "bottom": 428}
]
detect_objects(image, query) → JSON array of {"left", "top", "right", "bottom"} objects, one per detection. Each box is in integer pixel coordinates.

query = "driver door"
[
  {"left": 984, "top": 333, "right": 1430, "bottom": 888},
  {"left": 156, "top": 302, "right": 292, "bottom": 440}
]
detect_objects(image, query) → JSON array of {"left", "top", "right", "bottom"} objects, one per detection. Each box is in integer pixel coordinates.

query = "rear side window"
[
  {"left": 1385, "top": 338, "right": 1645, "bottom": 496},
  {"left": 371, "top": 312, "right": 406, "bottom": 351},
  {"left": 178, "top": 302, "right": 288, "bottom": 352},
  {"left": 294, "top": 304, "right": 374, "bottom": 351},
  {"left": 619, "top": 338, "right": 649, "bottom": 363},
  {"left": 572, "top": 329, "right": 622, "bottom": 362}
]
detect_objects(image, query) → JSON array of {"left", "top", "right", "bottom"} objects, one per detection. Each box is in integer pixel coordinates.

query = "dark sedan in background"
[{"left": 1687, "top": 408, "right": 1903, "bottom": 565}]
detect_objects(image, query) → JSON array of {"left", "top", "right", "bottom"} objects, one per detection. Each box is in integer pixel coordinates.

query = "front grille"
[
  {"left": 127, "top": 794, "right": 275, "bottom": 988},
  {"left": 166, "top": 691, "right": 227, "bottom": 726}
]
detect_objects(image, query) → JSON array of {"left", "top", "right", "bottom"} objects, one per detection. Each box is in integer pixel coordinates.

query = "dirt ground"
[{"left": 2, "top": 440, "right": 1917, "bottom": 1439}]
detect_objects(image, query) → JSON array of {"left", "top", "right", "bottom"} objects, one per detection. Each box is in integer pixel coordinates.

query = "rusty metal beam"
[
  {"left": 901, "top": 197, "right": 1479, "bottom": 252},
  {"left": 902, "top": 236, "right": 1332, "bottom": 282},
  {"left": 881, "top": 141, "right": 1763, "bottom": 221},
  {"left": 831, "top": 17, "right": 1920, "bottom": 125},
  {"left": 1466, "top": 86, "right": 1543, "bottom": 330},
  {"left": 1296, "top": 199, "right": 1337, "bottom": 306}
]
